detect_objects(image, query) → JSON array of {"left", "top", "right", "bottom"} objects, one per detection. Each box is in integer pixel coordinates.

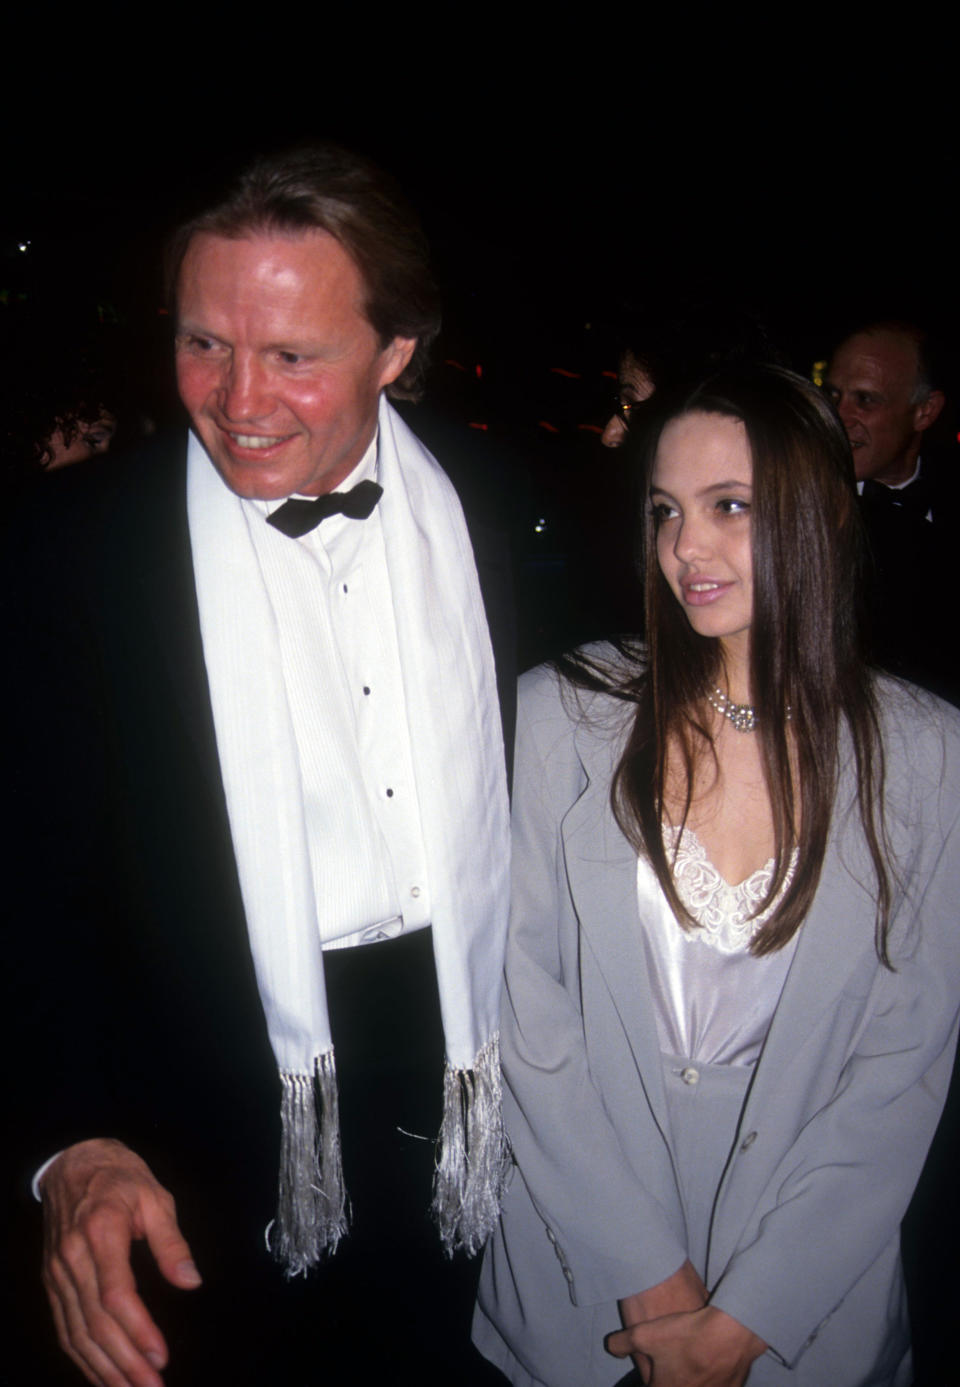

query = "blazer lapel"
[
  {"left": 89, "top": 437, "right": 274, "bottom": 1075},
  {"left": 562, "top": 711, "right": 672, "bottom": 1134},
  {"left": 100, "top": 437, "right": 226, "bottom": 800},
  {"left": 708, "top": 795, "right": 879, "bottom": 1276},
  {"left": 752, "top": 839, "right": 874, "bottom": 1084}
]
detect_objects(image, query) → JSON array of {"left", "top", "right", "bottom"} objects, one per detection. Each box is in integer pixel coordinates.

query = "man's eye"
[
  {"left": 277, "top": 351, "right": 304, "bottom": 366},
  {"left": 180, "top": 335, "right": 217, "bottom": 353}
]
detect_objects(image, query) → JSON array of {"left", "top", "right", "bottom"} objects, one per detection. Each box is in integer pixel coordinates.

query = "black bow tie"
[
  {"left": 861, "top": 475, "right": 932, "bottom": 521},
  {"left": 266, "top": 480, "right": 383, "bottom": 537}
]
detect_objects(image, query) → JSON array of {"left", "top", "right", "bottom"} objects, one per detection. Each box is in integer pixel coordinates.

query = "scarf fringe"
[
  {"left": 432, "top": 1032, "right": 510, "bottom": 1257},
  {"left": 275, "top": 1052, "right": 349, "bottom": 1276}
]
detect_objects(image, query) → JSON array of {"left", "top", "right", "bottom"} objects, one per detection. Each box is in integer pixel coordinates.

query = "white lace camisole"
[{"left": 637, "top": 826, "right": 799, "bottom": 1066}]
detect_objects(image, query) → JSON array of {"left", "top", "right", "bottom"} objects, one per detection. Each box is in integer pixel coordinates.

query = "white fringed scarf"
[{"left": 187, "top": 399, "right": 510, "bottom": 1273}]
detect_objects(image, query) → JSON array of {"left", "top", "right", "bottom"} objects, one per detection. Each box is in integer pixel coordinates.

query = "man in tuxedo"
[
  {"left": 824, "top": 321, "right": 945, "bottom": 491},
  {"left": 7, "top": 145, "right": 512, "bottom": 1386},
  {"left": 826, "top": 322, "right": 959, "bottom": 1381},
  {"left": 824, "top": 321, "right": 957, "bottom": 702}
]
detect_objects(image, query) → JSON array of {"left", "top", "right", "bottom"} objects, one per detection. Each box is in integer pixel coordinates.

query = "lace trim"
[{"left": 664, "top": 824, "right": 797, "bottom": 955}]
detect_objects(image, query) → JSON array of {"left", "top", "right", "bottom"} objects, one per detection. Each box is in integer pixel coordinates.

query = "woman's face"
[
  {"left": 601, "top": 352, "right": 656, "bottom": 448},
  {"left": 651, "top": 411, "right": 754, "bottom": 660}
]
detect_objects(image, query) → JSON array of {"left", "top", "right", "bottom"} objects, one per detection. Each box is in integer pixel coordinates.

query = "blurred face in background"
[
  {"left": 43, "top": 411, "right": 117, "bottom": 470},
  {"left": 601, "top": 351, "right": 656, "bottom": 448},
  {"left": 824, "top": 330, "right": 944, "bottom": 485}
]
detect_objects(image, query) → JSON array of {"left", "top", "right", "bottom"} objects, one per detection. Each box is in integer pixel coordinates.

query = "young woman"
[{"left": 474, "top": 366, "right": 960, "bottom": 1386}]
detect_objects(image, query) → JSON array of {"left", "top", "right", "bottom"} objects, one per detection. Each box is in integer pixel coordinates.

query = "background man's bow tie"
[{"left": 861, "top": 476, "right": 932, "bottom": 521}]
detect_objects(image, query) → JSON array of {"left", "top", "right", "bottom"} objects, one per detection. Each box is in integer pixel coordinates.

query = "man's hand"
[
  {"left": 616, "top": 1261, "right": 708, "bottom": 1381},
  {"left": 40, "top": 1138, "right": 202, "bottom": 1387},
  {"left": 607, "top": 1304, "right": 766, "bottom": 1387}
]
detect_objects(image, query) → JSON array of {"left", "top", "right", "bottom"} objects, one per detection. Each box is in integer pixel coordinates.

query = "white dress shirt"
[{"left": 249, "top": 436, "right": 432, "bottom": 949}]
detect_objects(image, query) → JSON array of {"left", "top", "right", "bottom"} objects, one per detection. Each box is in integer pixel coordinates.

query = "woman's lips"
[{"left": 680, "top": 578, "right": 733, "bottom": 606}]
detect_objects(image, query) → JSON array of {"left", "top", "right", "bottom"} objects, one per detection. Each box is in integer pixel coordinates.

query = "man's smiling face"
[{"left": 175, "top": 229, "right": 415, "bottom": 500}]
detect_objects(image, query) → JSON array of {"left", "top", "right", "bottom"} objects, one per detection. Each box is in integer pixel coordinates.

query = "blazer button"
[
  {"left": 680, "top": 1066, "right": 699, "bottom": 1086},
  {"left": 740, "top": 1130, "right": 757, "bottom": 1151}
]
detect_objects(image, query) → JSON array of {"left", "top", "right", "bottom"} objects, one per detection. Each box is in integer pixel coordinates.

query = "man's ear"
[
  {"left": 378, "top": 336, "right": 418, "bottom": 390},
  {"left": 914, "top": 388, "right": 945, "bottom": 433}
]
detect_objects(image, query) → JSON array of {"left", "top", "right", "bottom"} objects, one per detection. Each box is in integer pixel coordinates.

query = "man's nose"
[
  {"left": 835, "top": 395, "right": 858, "bottom": 431},
  {"left": 219, "top": 354, "right": 271, "bottom": 421},
  {"left": 601, "top": 413, "right": 627, "bottom": 448}
]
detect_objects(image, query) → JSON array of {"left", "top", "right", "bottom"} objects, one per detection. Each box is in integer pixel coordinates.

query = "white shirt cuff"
[{"left": 32, "top": 1150, "right": 64, "bottom": 1201}]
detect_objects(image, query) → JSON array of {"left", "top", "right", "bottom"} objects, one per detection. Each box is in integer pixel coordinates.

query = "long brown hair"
[{"left": 575, "top": 365, "right": 892, "bottom": 961}]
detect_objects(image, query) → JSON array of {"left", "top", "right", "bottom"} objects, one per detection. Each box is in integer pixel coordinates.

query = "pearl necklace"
[
  {"left": 706, "top": 686, "right": 793, "bottom": 733},
  {"left": 706, "top": 686, "right": 758, "bottom": 733}
]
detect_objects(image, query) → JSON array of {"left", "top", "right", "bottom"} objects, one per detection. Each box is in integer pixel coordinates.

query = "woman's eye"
[
  {"left": 717, "top": 498, "right": 749, "bottom": 515},
  {"left": 651, "top": 502, "right": 677, "bottom": 524}
]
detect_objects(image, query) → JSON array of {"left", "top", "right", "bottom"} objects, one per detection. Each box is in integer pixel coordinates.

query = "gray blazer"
[{"left": 475, "top": 659, "right": 960, "bottom": 1386}]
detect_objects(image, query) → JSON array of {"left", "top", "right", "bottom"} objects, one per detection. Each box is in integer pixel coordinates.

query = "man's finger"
[
  {"left": 138, "top": 1191, "right": 203, "bottom": 1290},
  {"left": 85, "top": 1201, "right": 188, "bottom": 1378},
  {"left": 56, "top": 1197, "right": 162, "bottom": 1360},
  {"left": 47, "top": 1244, "right": 165, "bottom": 1387},
  {"left": 48, "top": 1286, "right": 108, "bottom": 1387}
]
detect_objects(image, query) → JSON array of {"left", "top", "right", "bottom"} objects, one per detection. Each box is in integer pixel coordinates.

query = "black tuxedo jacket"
[
  {"left": 4, "top": 429, "right": 516, "bottom": 1281},
  {"left": 857, "top": 447, "right": 960, "bottom": 706}
]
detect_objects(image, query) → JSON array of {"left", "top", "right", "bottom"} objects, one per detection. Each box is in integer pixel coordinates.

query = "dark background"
[
  {"left": 3, "top": 28, "right": 956, "bottom": 661},
  {"left": 2, "top": 29, "right": 957, "bottom": 1385}
]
